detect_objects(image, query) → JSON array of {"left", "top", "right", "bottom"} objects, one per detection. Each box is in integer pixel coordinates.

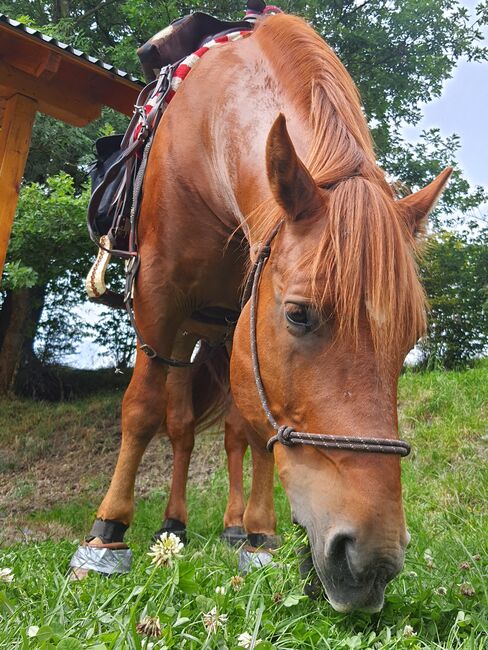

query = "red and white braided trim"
[{"left": 134, "top": 30, "right": 251, "bottom": 140}]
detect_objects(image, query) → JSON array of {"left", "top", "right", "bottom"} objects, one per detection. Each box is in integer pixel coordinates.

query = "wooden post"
[{"left": 0, "top": 93, "right": 37, "bottom": 277}]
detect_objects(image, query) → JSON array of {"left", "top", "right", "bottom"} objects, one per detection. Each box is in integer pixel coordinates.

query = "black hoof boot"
[
  {"left": 221, "top": 526, "right": 247, "bottom": 546},
  {"left": 297, "top": 543, "right": 322, "bottom": 600},
  {"left": 247, "top": 533, "right": 281, "bottom": 549},
  {"left": 70, "top": 518, "right": 132, "bottom": 577},
  {"left": 153, "top": 518, "right": 187, "bottom": 545}
]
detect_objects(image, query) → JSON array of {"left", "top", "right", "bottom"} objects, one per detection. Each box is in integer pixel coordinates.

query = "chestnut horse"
[{"left": 81, "top": 14, "right": 451, "bottom": 611}]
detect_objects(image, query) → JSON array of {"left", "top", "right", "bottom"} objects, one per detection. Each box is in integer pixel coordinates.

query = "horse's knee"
[
  {"left": 166, "top": 417, "right": 195, "bottom": 454},
  {"left": 122, "top": 391, "right": 166, "bottom": 443}
]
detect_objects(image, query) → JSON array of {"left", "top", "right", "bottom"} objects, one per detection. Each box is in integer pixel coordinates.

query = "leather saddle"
[
  {"left": 138, "top": 12, "right": 253, "bottom": 81},
  {"left": 85, "top": 2, "right": 271, "bottom": 311}
]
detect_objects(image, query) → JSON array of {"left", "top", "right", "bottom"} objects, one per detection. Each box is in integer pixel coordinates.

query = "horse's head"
[{"left": 232, "top": 115, "right": 452, "bottom": 612}]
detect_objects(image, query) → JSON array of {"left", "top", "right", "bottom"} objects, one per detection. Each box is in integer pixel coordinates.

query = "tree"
[
  {"left": 419, "top": 228, "right": 488, "bottom": 368},
  {"left": 0, "top": 174, "right": 91, "bottom": 396},
  {"left": 91, "top": 266, "right": 136, "bottom": 370}
]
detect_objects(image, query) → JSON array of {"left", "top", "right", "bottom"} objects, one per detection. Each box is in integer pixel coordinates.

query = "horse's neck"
[{"left": 203, "top": 44, "right": 312, "bottom": 243}]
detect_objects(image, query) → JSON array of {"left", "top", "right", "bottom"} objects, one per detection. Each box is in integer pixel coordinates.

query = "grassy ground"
[{"left": 0, "top": 363, "right": 486, "bottom": 649}]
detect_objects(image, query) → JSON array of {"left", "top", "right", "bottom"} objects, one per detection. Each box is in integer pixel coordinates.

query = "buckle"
[{"left": 140, "top": 343, "right": 157, "bottom": 359}]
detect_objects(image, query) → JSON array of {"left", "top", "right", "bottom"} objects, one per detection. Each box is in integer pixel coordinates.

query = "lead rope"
[{"left": 248, "top": 222, "right": 411, "bottom": 457}]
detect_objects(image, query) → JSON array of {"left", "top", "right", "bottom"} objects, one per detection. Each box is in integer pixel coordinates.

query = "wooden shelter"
[{"left": 0, "top": 14, "right": 142, "bottom": 275}]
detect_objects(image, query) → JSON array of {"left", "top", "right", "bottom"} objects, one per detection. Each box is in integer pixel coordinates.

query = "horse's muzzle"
[{"left": 308, "top": 527, "right": 406, "bottom": 613}]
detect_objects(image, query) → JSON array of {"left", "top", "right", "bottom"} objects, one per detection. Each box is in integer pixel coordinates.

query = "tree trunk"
[
  {"left": 52, "top": 0, "right": 71, "bottom": 21},
  {"left": 0, "top": 288, "right": 36, "bottom": 394},
  {"left": 0, "top": 285, "right": 48, "bottom": 396}
]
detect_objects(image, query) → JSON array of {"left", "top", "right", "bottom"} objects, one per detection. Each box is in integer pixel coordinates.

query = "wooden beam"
[
  {"left": 0, "top": 93, "right": 37, "bottom": 277},
  {"left": 0, "top": 58, "right": 101, "bottom": 126},
  {"left": 35, "top": 52, "right": 62, "bottom": 81},
  {"left": 0, "top": 23, "right": 141, "bottom": 117}
]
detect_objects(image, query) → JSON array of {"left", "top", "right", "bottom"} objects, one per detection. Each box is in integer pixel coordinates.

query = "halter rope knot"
[{"left": 267, "top": 425, "right": 296, "bottom": 451}]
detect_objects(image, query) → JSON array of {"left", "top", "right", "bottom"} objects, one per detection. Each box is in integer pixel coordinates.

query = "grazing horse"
[{"left": 80, "top": 13, "right": 451, "bottom": 611}]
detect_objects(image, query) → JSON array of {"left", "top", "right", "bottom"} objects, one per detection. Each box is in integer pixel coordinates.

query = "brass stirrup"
[{"left": 85, "top": 235, "right": 125, "bottom": 309}]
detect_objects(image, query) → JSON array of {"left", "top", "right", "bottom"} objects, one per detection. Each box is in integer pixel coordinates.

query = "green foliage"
[
  {"left": 0, "top": 364, "right": 487, "bottom": 647},
  {"left": 0, "top": 173, "right": 94, "bottom": 363},
  {"left": 90, "top": 264, "right": 136, "bottom": 368},
  {"left": 3, "top": 173, "right": 91, "bottom": 289},
  {"left": 419, "top": 229, "right": 488, "bottom": 369},
  {"left": 384, "top": 130, "right": 487, "bottom": 226},
  {"left": 93, "top": 305, "right": 136, "bottom": 369}
]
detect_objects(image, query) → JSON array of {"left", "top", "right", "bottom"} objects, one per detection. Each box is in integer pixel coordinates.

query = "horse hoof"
[
  {"left": 153, "top": 518, "right": 187, "bottom": 545},
  {"left": 221, "top": 526, "right": 247, "bottom": 546},
  {"left": 69, "top": 542, "right": 132, "bottom": 578},
  {"left": 237, "top": 534, "right": 280, "bottom": 574}
]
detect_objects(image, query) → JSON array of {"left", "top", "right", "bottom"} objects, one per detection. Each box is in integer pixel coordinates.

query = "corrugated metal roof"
[{"left": 0, "top": 14, "right": 143, "bottom": 85}]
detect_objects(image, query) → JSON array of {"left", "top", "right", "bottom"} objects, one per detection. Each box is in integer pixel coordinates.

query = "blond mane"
[{"left": 249, "top": 14, "right": 426, "bottom": 351}]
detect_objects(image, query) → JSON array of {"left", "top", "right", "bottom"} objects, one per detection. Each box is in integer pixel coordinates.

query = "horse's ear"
[
  {"left": 398, "top": 167, "right": 453, "bottom": 237},
  {"left": 266, "top": 113, "right": 322, "bottom": 221}
]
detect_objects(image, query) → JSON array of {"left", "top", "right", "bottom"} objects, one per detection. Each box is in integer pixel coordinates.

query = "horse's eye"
[{"left": 285, "top": 303, "right": 312, "bottom": 335}]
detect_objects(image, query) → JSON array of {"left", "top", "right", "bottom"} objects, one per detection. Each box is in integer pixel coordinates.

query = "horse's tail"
[{"left": 192, "top": 344, "right": 230, "bottom": 433}]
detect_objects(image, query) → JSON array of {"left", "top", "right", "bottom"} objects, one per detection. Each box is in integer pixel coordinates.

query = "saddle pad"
[{"left": 133, "top": 30, "right": 251, "bottom": 140}]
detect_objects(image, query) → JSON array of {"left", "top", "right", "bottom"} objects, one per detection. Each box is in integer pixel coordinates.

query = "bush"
[{"left": 418, "top": 229, "right": 488, "bottom": 369}]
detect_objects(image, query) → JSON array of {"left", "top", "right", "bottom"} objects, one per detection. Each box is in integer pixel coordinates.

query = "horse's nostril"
[
  {"left": 323, "top": 529, "right": 405, "bottom": 589},
  {"left": 327, "top": 532, "right": 356, "bottom": 565}
]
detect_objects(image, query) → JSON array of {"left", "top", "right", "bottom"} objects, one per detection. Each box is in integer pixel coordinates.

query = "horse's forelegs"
[
  {"left": 221, "top": 401, "right": 248, "bottom": 545},
  {"left": 153, "top": 369, "right": 195, "bottom": 544},
  {"left": 70, "top": 351, "right": 168, "bottom": 577},
  {"left": 243, "top": 441, "right": 278, "bottom": 548},
  {"left": 96, "top": 351, "right": 168, "bottom": 531}
]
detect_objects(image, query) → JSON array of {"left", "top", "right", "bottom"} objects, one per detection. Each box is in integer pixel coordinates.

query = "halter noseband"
[{"left": 247, "top": 221, "right": 411, "bottom": 458}]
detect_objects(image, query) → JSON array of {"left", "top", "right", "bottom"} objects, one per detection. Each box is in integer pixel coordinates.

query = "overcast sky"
[{"left": 403, "top": 0, "right": 488, "bottom": 187}]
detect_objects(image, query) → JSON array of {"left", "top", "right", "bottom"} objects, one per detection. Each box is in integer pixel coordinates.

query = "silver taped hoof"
[
  {"left": 238, "top": 548, "right": 275, "bottom": 574},
  {"left": 70, "top": 545, "right": 132, "bottom": 575}
]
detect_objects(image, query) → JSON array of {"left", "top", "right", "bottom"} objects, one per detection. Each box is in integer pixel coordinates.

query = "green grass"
[
  {"left": 0, "top": 391, "right": 123, "bottom": 472},
  {"left": 0, "top": 363, "right": 487, "bottom": 649}
]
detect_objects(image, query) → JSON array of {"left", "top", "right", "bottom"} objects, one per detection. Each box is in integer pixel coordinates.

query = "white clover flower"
[
  {"left": 136, "top": 615, "right": 162, "bottom": 638},
  {"left": 406, "top": 570, "right": 418, "bottom": 578},
  {"left": 147, "top": 532, "right": 184, "bottom": 567},
  {"left": 436, "top": 586, "right": 447, "bottom": 596},
  {"left": 237, "top": 631, "right": 263, "bottom": 648},
  {"left": 0, "top": 568, "right": 13, "bottom": 583},
  {"left": 230, "top": 575, "right": 244, "bottom": 591},
  {"left": 27, "top": 626, "right": 39, "bottom": 638},
  {"left": 202, "top": 607, "right": 228, "bottom": 634},
  {"left": 423, "top": 549, "right": 434, "bottom": 568},
  {"left": 215, "top": 585, "right": 226, "bottom": 595},
  {"left": 403, "top": 624, "right": 416, "bottom": 638}
]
